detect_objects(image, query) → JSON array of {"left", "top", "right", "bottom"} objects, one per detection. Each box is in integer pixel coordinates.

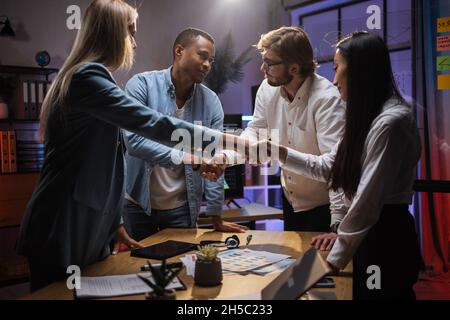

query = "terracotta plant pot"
[
  {"left": 194, "top": 258, "right": 223, "bottom": 287},
  {"left": 145, "top": 288, "right": 176, "bottom": 300}
]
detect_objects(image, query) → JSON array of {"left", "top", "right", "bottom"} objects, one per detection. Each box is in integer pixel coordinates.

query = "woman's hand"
[
  {"left": 112, "top": 225, "right": 144, "bottom": 255},
  {"left": 311, "top": 232, "right": 337, "bottom": 251},
  {"left": 251, "top": 140, "right": 288, "bottom": 164}
]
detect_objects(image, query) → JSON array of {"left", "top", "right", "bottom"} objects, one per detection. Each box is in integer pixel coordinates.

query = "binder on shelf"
[
  {"left": 37, "top": 81, "right": 45, "bottom": 117},
  {"left": 24, "top": 80, "right": 31, "bottom": 120},
  {"left": 7, "top": 131, "right": 17, "bottom": 173},
  {"left": 29, "top": 82, "right": 37, "bottom": 120},
  {"left": 12, "top": 80, "right": 26, "bottom": 120},
  {"left": 11, "top": 79, "right": 50, "bottom": 120},
  {"left": 1, "top": 131, "right": 10, "bottom": 173}
]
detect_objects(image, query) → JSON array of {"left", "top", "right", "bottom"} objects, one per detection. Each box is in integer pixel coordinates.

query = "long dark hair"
[{"left": 328, "top": 32, "right": 405, "bottom": 199}]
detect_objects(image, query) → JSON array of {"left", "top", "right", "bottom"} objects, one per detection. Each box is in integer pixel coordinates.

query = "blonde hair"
[
  {"left": 40, "top": 0, "right": 138, "bottom": 135},
  {"left": 256, "top": 26, "right": 316, "bottom": 77}
]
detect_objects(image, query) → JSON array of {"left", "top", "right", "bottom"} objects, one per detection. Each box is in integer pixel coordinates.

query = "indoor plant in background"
[
  {"left": 204, "top": 32, "right": 252, "bottom": 95},
  {"left": 194, "top": 244, "right": 223, "bottom": 287},
  {"left": 138, "top": 259, "right": 182, "bottom": 300}
]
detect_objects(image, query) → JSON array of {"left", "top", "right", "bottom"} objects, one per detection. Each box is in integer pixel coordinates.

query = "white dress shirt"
[
  {"left": 227, "top": 74, "right": 346, "bottom": 218},
  {"left": 282, "top": 97, "right": 421, "bottom": 268}
]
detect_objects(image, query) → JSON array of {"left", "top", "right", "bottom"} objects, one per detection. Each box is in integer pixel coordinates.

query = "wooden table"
[
  {"left": 22, "top": 228, "right": 352, "bottom": 300},
  {"left": 198, "top": 203, "right": 284, "bottom": 229}
]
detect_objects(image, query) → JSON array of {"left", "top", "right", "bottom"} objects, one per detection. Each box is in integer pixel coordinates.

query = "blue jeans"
[{"left": 123, "top": 199, "right": 192, "bottom": 241}]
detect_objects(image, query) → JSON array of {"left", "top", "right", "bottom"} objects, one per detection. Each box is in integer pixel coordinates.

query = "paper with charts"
[{"left": 218, "top": 249, "right": 290, "bottom": 273}]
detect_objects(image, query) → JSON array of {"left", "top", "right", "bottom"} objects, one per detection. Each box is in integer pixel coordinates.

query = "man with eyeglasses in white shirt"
[{"left": 220, "top": 27, "right": 347, "bottom": 235}]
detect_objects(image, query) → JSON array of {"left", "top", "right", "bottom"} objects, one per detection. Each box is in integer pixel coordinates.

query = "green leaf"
[{"left": 204, "top": 32, "right": 252, "bottom": 95}]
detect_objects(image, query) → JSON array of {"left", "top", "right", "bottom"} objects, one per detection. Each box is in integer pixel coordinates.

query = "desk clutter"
[
  {"left": 75, "top": 244, "right": 298, "bottom": 299},
  {"left": 24, "top": 228, "right": 348, "bottom": 300},
  {"left": 180, "top": 249, "right": 294, "bottom": 276}
]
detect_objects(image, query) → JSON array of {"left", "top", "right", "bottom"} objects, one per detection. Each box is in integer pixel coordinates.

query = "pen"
[{"left": 141, "top": 262, "right": 183, "bottom": 271}]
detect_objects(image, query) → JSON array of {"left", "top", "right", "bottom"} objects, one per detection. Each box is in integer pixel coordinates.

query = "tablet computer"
[{"left": 130, "top": 240, "right": 197, "bottom": 260}]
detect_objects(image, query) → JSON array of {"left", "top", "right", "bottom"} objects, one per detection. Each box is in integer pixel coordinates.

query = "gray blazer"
[{"left": 16, "top": 63, "right": 220, "bottom": 270}]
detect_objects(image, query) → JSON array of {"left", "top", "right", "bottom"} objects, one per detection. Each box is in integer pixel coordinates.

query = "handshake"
[{"left": 183, "top": 133, "right": 288, "bottom": 182}]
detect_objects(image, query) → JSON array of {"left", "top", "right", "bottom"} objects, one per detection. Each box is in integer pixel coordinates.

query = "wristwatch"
[{"left": 330, "top": 222, "right": 340, "bottom": 234}]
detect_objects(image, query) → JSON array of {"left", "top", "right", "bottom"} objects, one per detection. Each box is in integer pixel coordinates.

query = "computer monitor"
[
  {"left": 223, "top": 114, "right": 244, "bottom": 200},
  {"left": 251, "top": 85, "right": 260, "bottom": 113}
]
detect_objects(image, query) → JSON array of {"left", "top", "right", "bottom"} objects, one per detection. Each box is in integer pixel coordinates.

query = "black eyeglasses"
[{"left": 262, "top": 60, "right": 284, "bottom": 69}]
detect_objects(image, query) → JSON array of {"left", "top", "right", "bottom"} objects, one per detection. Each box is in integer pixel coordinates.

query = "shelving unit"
[
  {"left": 0, "top": 65, "right": 57, "bottom": 285},
  {"left": 240, "top": 117, "right": 282, "bottom": 209},
  {"left": 239, "top": 118, "right": 284, "bottom": 231},
  {"left": 0, "top": 65, "right": 58, "bottom": 81}
]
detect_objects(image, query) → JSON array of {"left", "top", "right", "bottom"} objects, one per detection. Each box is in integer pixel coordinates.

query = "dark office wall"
[{"left": 0, "top": 0, "right": 287, "bottom": 114}]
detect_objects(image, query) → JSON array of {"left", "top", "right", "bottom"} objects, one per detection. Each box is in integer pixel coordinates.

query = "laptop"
[{"left": 225, "top": 247, "right": 332, "bottom": 300}]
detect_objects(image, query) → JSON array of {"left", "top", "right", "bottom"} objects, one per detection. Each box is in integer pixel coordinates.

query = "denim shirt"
[{"left": 123, "top": 67, "right": 224, "bottom": 226}]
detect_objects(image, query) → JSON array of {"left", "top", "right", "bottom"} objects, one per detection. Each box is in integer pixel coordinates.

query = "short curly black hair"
[{"left": 173, "top": 28, "right": 215, "bottom": 59}]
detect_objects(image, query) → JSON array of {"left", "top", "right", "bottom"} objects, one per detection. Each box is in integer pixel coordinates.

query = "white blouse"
[{"left": 281, "top": 97, "right": 421, "bottom": 268}]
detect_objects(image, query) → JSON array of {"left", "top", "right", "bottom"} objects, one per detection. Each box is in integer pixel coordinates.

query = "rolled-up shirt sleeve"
[{"left": 281, "top": 142, "right": 337, "bottom": 182}]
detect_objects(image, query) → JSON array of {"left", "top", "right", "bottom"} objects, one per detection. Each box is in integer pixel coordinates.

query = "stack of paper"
[
  {"left": 218, "top": 249, "right": 291, "bottom": 273},
  {"left": 251, "top": 258, "right": 295, "bottom": 275},
  {"left": 75, "top": 272, "right": 184, "bottom": 299}
]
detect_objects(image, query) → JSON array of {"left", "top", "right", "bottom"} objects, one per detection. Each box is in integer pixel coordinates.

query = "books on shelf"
[
  {"left": 8, "top": 131, "right": 17, "bottom": 173},
  {"left": 0, "top": 130, "right": 18, "bottom": 174},
  {"left": 0, "top": 124, "right": 44, "bottom": 174},
  {"left": 0, "top": 131, "right": 9, "bottom": 173}
]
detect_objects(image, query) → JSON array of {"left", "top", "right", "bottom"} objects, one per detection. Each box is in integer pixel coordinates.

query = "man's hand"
[
  {"left": 212, "top": 216, "right": 249, "bottom": 233},
  {"left": 112, "top": 225, "right": 144, "bottom": 255},
  {"left": 220, "top": 133, "right": 251, "bottom": 157},
  {"left": 311, "top": 232, "right": 337, "bottom": 251},
  {"left": 199, "top": 153, "right": 228, "bottom": 182}
]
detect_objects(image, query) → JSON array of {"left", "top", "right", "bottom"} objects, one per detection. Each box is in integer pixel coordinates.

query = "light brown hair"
[
  {"left": 256, "top": 26, "right": 316, "bottom": 77},
  {"left": 40, "top": 0, "right": 138, "bottom": 135}
]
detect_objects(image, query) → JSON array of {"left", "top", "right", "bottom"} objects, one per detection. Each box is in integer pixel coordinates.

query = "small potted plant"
[
  {"left": 194, "top": 245, "right": 223, "bottom": 287},
  {"left": 139, "top": 260, "right": 182, "bottom": 300},
  {"left": 204, "top": 32, "right": 252, "bottom": 95}
]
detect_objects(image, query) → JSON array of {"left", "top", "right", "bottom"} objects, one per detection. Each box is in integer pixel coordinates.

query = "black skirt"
[{"left": 352, "top": 204, "right": 422, "bottom": 300}]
